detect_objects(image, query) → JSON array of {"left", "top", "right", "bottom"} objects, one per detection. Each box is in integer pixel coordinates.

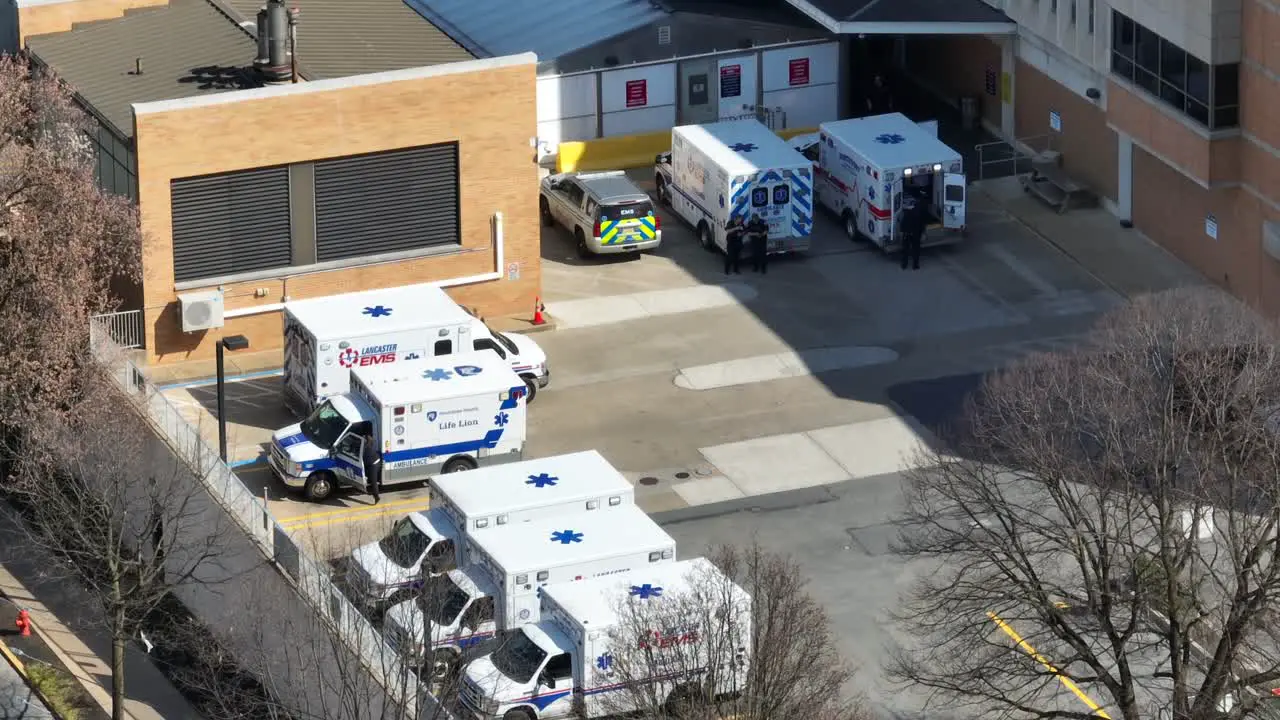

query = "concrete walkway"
[
  {"left": 973, "top": 176, "right": 1209, "bottom": 298},
  {"left": 0, "top": 509, "right": 203, "bottom": 720}
]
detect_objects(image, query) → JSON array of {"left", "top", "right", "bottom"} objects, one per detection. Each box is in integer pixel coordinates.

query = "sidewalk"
[
  {"left": 0, "top": 509, "right": 203, "bottom": 720},
  {"left": 973, "top": 176, "right": 1209, "bottom": 299}
]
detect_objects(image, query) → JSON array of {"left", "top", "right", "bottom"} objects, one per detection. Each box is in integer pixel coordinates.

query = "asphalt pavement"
[{"left": 0, "top": 656, "right": 54, "bottom": 720}]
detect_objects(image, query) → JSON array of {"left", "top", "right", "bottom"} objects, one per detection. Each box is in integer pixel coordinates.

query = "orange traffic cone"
[
  {"left": 532, "top": 297, "right": 547, "bottom": 326},
  {"left": 15, "top": 609, "right": 30, "bottom": 637}
]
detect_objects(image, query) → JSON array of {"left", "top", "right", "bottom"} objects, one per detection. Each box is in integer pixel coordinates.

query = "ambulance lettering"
[{"left": 338, "top": 343, "right": 400, "bottom": 368}]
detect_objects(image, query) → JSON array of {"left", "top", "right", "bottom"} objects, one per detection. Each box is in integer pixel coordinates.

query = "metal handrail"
[{"left": 975, "top": 134, "right": 1058, "bottom": 181}]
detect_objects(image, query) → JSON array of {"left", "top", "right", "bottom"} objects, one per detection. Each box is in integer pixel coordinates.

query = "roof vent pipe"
[
  {"left": 253, "top": 0, "right": 293, "bottom": 82},
  {"left": 254, "top": 6, "right": 270, "bottom": 67}
]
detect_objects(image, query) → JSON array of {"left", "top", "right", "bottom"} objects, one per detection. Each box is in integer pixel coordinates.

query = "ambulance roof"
[
  {"left": 820, "top": 113, "right": 961, "bottom": 171},
  {"left": 474, "top": 505, "right": 674, "bottom": 573},
  {"left": 284, "top": 283, "right": 472, "bottom": 338},
  {"left": 432, "top": 450, "right": 633, "bottom": 517},
  {"left": 674, "top": 120, "right": 810, "bottom": 177},
  {"left": 542, "top": 557, "right": 721, "bottom": 630},
  {"left": 352, "top": 350, "right": 519, "bottom": 405}
]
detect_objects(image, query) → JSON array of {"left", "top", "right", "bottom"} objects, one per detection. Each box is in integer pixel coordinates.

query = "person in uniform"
[
  {"left": 748, "top": 214, "right": 769, "bottom": 274},
  {"left": 899, "top": 194, "right": 925, "bottom": 271},
  {"left": 361, "top": 430, "right": 382, "bottom": 504},
  {"left": 724, "top": 215, "right": 745, "bottom": 275}
]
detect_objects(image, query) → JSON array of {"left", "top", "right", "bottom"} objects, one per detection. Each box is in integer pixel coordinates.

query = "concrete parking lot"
[{"left": 163, "top": 171, "right": 1143, "bottom": 560}]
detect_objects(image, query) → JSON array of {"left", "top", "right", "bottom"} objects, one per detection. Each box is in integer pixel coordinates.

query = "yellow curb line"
[
  {"left": 279, "top": 499, "right": 432, "bottom": 531},
  {"left": 277, "top": 496, "right": 429, "bottom": 528},
  {"left": 987, "top": 611, "right": 1112, "bottom": 718}
]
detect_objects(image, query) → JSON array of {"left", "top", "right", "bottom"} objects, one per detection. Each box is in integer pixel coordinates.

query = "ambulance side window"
[
  {"left": 433, "top": 339, "right": 452, "bottom": 356},
  {"left": 772, "top": 185, "right": 790, "bottom": 205},
  {"left": 545, "top": 653, "right": 573, "bottom": 681},
  {"left": 751, "top": 187, "right": 769, "bottom": 208},
  {"left": 462, "top": 596, "right": 495, "bottom": 629},
  {"left": 473, "top": 338, "right": 506, "bottom": 360}
]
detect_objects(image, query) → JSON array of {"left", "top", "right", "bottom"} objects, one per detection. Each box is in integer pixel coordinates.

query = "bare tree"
[
  {"left": 0, "top": 53, "right": 139, "bottom": 463},
  {"left": 6, "top": 376, "right": 233, "bottom": 720},
  {"left": 169, "top": 518, "right": 469, "bottom": 720},
  {"left": 599, "top": 544, "right": 866, "bottom": 720},
  {"left": 890, "top": 288, "right": 1280, "bottom": 720}
]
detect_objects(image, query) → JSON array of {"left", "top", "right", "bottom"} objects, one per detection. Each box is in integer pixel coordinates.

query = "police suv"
[{"left": 539, "top": 171, "right": 661, "bottom": 258}]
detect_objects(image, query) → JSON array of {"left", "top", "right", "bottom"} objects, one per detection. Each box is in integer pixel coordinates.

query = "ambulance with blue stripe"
[
  {"left": 459, "top": 557, "right": 751, "bottom": 720},
  {"left": 654, "top": 119, "right": 813, "bottom": 255},
  {"left": 268, "top": 350, "right": 527, "bottom": 501}
]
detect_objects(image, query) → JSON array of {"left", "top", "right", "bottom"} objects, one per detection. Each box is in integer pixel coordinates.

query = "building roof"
[
  {"left": 26, "top": 0, "right": 261, "bottom": 138},
  {"left": 659, "top": 0, "right": 822, "bottom": 27},
  {"left": 787, "top": 0, "right": 1014, "bottom": 31},
  {"left": 403, "top": 0, "right": 665, "bottom": 60},
  {"left": 214, "top": 0, "right": 474, "bottom": 79}
]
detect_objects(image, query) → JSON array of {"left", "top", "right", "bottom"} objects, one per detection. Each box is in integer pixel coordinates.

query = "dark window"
[
  {"left": 313, "top": 143, "right": 461, "bottom": 263},
  {"left": 601, "top": 200, "right": 653, "bottom": 221},
  {"left": 170, "top": 166, "right": 292, "bottom": 282},
  {"left": 1109, "top": 10, "right": 1239, "bottom": 130},
  {"left": 434, "top": 339, "right": 452, "bottom": 356},
  {"left": 473, "top": 338, "right": 506, "bottom": 360},
  {"left": 751, "top": 187, "right": 769, "bottom": 207},
  {"left": 1088, "top": 0, "right": 1095, "bottom": 33},
  {"left": 772, "top": 185, "right": 790, "bottom": 205},
  {"left": 545, "top": 654, "right": 572, "bottom": 681},
  {"left": 945, "top": 185, "right": 965, "bottom": 203},
  {"left": 566, "top": 184, "right": 585, "bottom": 206}
]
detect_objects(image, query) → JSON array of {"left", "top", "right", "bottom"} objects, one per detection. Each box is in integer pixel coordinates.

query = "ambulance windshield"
[
  {"left": 421, "top": 574, "right": 469, "bottom": 626},
  {"left": 484, "top": 325, "right": 518, "bottom": 355},
  {"left": 379, "top": 517, "right": 433, "bottom": 569},
  {"left": 299, "top": 401, "right": 348, "bottom": 450},
  {"left": 490, "top": 630, "right": 547, "bottom": 684}
]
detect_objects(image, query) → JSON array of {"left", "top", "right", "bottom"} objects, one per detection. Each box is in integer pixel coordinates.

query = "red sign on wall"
[
  {"left": 625, "top": 79, "right": 648, "bottom": 108},
  {"left": 788, "top": 58, "right": 811, "bottom": 86}
]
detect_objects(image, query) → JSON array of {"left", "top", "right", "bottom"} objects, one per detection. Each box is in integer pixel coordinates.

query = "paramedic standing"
[
  {"left": 899, "top": 194, "right": 925, "bottom": 271},
  {"left": 748, "top": 214, "right": 769, "bottom": 274},
  {"left": 724, "top": 215, "right": 745, "bottom": 275},
  {"left": 362, "top": 430, "right": 382, "bottom": 504}
]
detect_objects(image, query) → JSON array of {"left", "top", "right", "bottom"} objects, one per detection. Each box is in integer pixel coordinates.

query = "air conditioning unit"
[{"left": 178, "top": 290, "right": 225, "bottom": 333}]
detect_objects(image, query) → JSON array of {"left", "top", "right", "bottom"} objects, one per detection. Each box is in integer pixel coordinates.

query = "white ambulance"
[
  {"left": 282, "top": 283, "right": 549, "bottom": 417},
  {"left": 346, "top": 451, "right": 636, "bottom": 606},
  {"left": 267, "top": 351, "right": 527, "bottom": 501},
  {"left": 459, "top": 558, "right": 751, "bottom": 720},
  {"left": 814, "top": 112, "right": 967, "bottom": 252},
  {"left": 654, "top": 119, "right": 814, "bottom": 255},
  {"left": 381, "top": 505, "right": 676, "bottom": 676}
]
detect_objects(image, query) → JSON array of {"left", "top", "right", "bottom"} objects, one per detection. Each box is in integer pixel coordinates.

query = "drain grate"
[
  {"left": 639, "top": 476, "right": 660, "bottom": 486},
  {"left": 674, "top": 471, "right": 690, "bottom": 480}
]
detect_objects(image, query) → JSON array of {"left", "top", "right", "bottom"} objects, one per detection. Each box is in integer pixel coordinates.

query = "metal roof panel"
[
  {"left": 404, "top": 0, "right": 666, "bottom": 59},
  {"left": 27, "top": 0, "right": 260, "bottom": 138}
]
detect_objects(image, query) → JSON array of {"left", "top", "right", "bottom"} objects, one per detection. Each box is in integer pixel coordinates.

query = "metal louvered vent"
[
  {"left": 657, "top": 25, "right": 671, "bottom": 45},
  {"left": 313, "top": 143, "right": 460, "bottom": 263},
  {"left": 170, "top": 166, "right": 292, "bottom": 283}
]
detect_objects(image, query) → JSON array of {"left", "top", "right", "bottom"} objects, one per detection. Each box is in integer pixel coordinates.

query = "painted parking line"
[
  {"left": 277, "top": 496, "right": 431, "bottom": 530},
  {"left": 157, "top": 368, "right": 283, "bottom": 391},
  {"left": 673, "top": 346, "right": 899, "bottom": 390},
  {"left": 987, "top": 611, "right": 1112, "bottom": 718},
  {"left": 545, "top": 283, "right": 758, "bottom": 329}
]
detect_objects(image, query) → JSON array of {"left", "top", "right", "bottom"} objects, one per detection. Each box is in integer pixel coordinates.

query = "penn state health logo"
[
  {"left": 426, "top": 411, "right": 438, "bottom": 421},
  {"left": 454, "top": 365, "right": 483, "bottom": 377}
]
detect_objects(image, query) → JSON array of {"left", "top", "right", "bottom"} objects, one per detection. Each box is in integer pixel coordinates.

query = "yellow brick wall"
[
  {"left": 132, "top": 57, "right": 541, "bottom": 364},
  {"left": 17, "top": 0, "right": 168, "bottom": 44}
]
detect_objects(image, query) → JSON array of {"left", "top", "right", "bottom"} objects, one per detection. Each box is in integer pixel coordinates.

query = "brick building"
[{"left": 3, "top": 0, "right": 540, "bottom": 364}]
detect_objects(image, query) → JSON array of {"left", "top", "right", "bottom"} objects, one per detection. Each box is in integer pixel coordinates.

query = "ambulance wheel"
[
  {"left": 502, "top": 710, "right": 534, "bottom": 720},
  {"left": 431, "top": 649, "right": 459, "bottom": 679},
  {"left": 655, "top": 177, "right": 669, "bottom": 205},
  {"left": 303, "top": 472, "right": 334, "bottom": 502},
  {"left": 697, "top": 222, "right": 714, "bottom": 252},
  {"left": 520, "top": 374, "right": 538, "bottom": 403},
  {"left": 442, "top": 456, "right": 478, "bottom": 474},
  {"left": 574, "top": 228, "right": 590, "bottom": 258},
  {"left": 843, "top": 211, "right": 859, "bottom": 242},
  {"left": 539, "top": 198, "right": 553, "bottom": 227}
]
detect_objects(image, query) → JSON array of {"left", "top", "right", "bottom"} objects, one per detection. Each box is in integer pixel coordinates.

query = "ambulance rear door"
[{"left": 942, "top": 173, "right": 966, "bottom": 230}]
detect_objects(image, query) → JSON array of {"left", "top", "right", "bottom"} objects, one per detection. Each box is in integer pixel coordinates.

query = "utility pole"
[{"left": 289, "top": 5, "right": 298, "bottom": 83}]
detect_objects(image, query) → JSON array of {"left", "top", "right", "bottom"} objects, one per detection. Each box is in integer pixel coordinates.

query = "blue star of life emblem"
[
  {"left": 868, "top": 187, "right": 876, "bottom": 200},
  {"left": 550, "top": 530, "right": 583, "bottom": 545},
  {"left": 494, "top": 412, "right": 509, "bottom": 427},
  {"left": 362, "top": 305, "right": 393, "bottom": 318},
  {"left": 596, "top": 652, "right": 614, "bottom": 671},
  {"left": 423, "top": 368, "right": 453, "bottom": 381},
  {"left": 526, "top": 473, "right": 558, "bottom": 488},
  {"left": 630, "top": 584, "right": 663, "bottom": 599},
  {"left": 875, "top": 133, "right": 905, "bottom": 145},
  {"left": 730, "top": 142, "right": 758, "bottom": 152}
]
